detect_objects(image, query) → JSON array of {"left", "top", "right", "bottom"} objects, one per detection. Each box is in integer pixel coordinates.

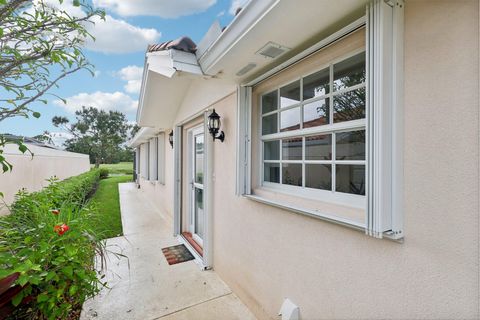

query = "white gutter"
[{"left": 198, "top": 0, "right": 280, "bottom": 74}]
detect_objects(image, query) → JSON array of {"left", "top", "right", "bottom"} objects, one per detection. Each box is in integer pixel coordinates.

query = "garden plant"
[{"left": 0, "top": 169, "right": 108, "bottom": 319}]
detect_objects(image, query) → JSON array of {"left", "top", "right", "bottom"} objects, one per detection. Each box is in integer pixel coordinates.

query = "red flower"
[
  {"left": 51, "top": 209, "right": 60, "bottom": 215},
  {"left": 53, "top": 224, "right": 69, "bottom": 236}
]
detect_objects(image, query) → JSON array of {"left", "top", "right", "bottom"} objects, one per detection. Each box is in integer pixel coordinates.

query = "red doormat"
[{"left": 161, "top": 244, "right": 195, "bottom": 265}]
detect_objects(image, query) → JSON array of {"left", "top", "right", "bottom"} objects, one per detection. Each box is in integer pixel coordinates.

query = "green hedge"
[{"left": 0, "top": 169, "right": 106, "bottom": 319}]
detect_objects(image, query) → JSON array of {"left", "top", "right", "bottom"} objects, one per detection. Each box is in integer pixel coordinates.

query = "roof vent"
[
  {"left": 256, "top": 42, "right": 290, "bottom": 59},
  {"left": 236, "top": 63, "right": 256, "bottom": 76}
]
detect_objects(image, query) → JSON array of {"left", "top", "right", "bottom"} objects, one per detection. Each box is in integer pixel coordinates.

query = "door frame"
[
  {"left": 173, "top": 110, "right": 213, "bottom": 269},
  {"left": 188, "top": 125, "right": 205, "bottom": 246}
]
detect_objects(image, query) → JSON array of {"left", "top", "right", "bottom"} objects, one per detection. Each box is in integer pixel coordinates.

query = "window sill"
[{"left": 243, "top": 194, "right": 403, "bottom": 242}]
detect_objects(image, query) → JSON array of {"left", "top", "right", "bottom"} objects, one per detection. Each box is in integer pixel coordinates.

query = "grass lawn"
[
  {"left": 88, "top": 174, "right": 132, "bottom": 239},
  {"left": 96, "top": 162, "right": 133, "bottom": 175}
]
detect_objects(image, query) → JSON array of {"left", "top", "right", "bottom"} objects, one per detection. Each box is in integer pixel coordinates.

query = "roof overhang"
[
  {"left": 136, "top": 49, "right": 204, "bottom": 128},
  {"left": 128, "top": 127, "right": 160, "bottom": 148},
  {"left": 197, "top": 0, "right": 368, "bottom": 83}
]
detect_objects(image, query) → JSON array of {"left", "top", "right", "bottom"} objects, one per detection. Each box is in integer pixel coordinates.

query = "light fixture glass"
[{"left": 207, "top": 109, "right": 225, "bottom": 142}]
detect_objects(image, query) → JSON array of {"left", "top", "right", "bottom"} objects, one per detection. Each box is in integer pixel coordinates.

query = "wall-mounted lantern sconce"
[
  {"left": 168, "top": 130, "right": 174, "bottom": 148},
  {"left": 207, "top": 109, "right": 225, "bottom": 142}
]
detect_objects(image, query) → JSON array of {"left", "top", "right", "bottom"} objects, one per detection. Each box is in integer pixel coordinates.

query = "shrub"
[
  {"left": 0, "top": 169, "right": 106, "bottom": 319},
  {"left": 99, "top": 168, "right": 109, "bottom": 179}
]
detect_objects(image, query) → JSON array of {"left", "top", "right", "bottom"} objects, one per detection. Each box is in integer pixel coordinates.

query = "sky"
[{"left": 1, "top": 0, "right": 248, "bottom": 144}]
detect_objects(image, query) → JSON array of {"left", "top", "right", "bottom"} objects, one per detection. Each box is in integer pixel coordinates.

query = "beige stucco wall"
[
  {"left": 138, "top": 1, "right": 479, "bottom": 318},
  {"left": 0, "top": 143, "right": 90, "bottom": 215},
  {"left": 208, "top": 1, "right": 479, "bottom": 319}
]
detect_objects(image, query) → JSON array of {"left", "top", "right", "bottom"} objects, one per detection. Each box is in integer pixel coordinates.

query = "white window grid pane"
[{"left": 260, "top": 51, "right": 366, "bottom": 195}]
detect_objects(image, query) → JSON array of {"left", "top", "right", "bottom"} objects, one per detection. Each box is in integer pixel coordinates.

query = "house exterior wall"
[
  {"left": 136, "top": 1, "right": 479, "bottom": 318},
  {"left": 0, "top": 144, "right": 90, "bottom": 215},
  {"left": 209, "top": 1, "right": 478, "bottom": 319},
  {"left": 137, "top": 133, "right": 174, "bottom": 220}
]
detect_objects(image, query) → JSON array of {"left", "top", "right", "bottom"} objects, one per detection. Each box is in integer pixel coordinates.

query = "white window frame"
[
  {"left": 259, "top": 49, "right": 367, "bottom": 209},
  {"left": 236, "top": 0, "right": 404, "bottom": 240},
  {"left": 149, "top": 137, "right": 158, "bottom": 182},
  {"left": 157, "top": 133, "right": 166, "bottom": 184}
]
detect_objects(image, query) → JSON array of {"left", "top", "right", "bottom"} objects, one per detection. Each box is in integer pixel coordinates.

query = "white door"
[{"left": 189, "top": 126, "right": 205, "bottom": 246}]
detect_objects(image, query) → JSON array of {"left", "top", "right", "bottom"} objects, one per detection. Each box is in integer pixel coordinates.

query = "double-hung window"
[
  {"left": 238, "top": 0, "right": 404, "bottom": 239},
  {"left": 261, "top": 51, "right": 366, "bottom": 204}
]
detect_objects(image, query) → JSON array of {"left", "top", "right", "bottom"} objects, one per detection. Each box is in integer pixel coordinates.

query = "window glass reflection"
[
  {"left": 333, "top": 52, "right": 365, "bottom": 91},
  {"left": 282, "top": 137, "right": 302, "bottom": 161},
  {"left": 305, "top": 164, "right": 332, "bottom": 190},
  {"left": 305, "top": 134, "right": 331, "bottom": 160},
  {"left": 264, "top": 163, "right": 280, "bottom": 183},
  {"left": 262, "top": 90, "right": 277, "bottom": 114},
  {"left": 282, "top": 163, "right": 302, "bottom": 186},
  {"left": 336, "top": 130, "right": 365, "bottom": 160},
  {"left": 262, "top": 113, "right": 278, "bottom": 135},
  {"left": 303, "top": 99, "right": 329, "bottom": 128},
  {"left": 336, "top": 165, "right": 365, "bottom": 195},
  {"left": 333, "top": 88, "right": 365, "bottom": 122},
  {"left": 264, "top": 140, "right": 280, "bottom": 160},
  {"left": 280, "top": 107, "right": 300, "bottom": 132},
  {"left": 303, "top": 68, "right": 329, "bottom": 99},
  {"left": 280, "top": 80, "right": 300, "bottom": 108}
]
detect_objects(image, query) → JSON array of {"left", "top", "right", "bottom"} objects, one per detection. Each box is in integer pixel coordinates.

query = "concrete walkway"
[{"left": 81, "top": 183, "right": 256, "bottom": 320}]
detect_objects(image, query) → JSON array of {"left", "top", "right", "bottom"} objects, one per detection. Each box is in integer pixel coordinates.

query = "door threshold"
[
  {"left": 181, "top": 232, "right": 203, "bottom": 256},
  {"left": 177, "top": 235, "right": 208, "bottom": 270}
]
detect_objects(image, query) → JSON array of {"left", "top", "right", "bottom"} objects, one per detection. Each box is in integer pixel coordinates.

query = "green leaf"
[
  {"left": 69, "top": 285, "right": 78, "bottom": 296},
  {"left": 17, "top": 274, "right": 29, "bottom": 286},
  {"left": 0, "top": 192, "right": 3, "bottom": 198},
  {"left": 18, "top": 144, "right": 27, "bottom": 153},
  {"left": 37, "top": 293, "right": 49, "bottom": 303},
  {"left": 73, "top": 0, "right": 80, "bottom": 6},
  {"left": 61, "top": 266, "right": 73, "bottom": 278},
  {"left": 12, "top": 291, "right": 24, "bottom": 307},
  {"left": 32, "top": 112, "right": 41, "bottom": 118},
  {"left": 46, "top": 271, "right": 56, "bottom": 281},
  {"left": 0, "top": 28, "right": 3, "bottom": 37}
]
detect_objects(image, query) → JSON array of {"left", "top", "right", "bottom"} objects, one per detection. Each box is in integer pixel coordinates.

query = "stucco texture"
[{"left": 209, "top": 1, "right": 479, "bottom": 319}]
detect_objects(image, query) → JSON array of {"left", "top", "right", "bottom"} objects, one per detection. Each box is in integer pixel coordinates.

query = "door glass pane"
[
  {"left": 282, "top": 163, "right": 302, "bottom": 186},
  {"left": 333, "top": 52, "right": 365, "bottom": 91},
  {"left": 262, "top": 90, "right": 278, "bottom": 114},
  {"left": 333, "top": 87, "right": 366, "bottom": 123},
  {"left": 262, "top": 113, "right": 278, "bottom": 135},
  {"left": 280, "top": 80, "right": 300, "bottom": 108},
  {"left": 336, "top": 165, "right": 365, "bottom": 195},
  {"left": 264, "top": 140, "right": 280, "bottom": 160},
  {"left": 194, "top": 134, "right": 204, "bottom": 184},
  {"left": 336, "top": 130, "right": 365, "bottom": 160},
  {"left": 282, "top": 137, "right": 302, "bottom": 160},
  {"left": 194, "top": 187, "right": 204, "bottom": 238},
  {"left": 280, "top": 107, "right": 300, "bottom": 132},
  {"left": 305, "top": 134, "right": 332, "bottom": 160},
  {"left": 264, "top": 163, "right": 280, "bottom": 183},
  {"left": 303, "top": 68, "right": 329, "bottom": 100},
  {"left": 303, "top": 99, "right": 329, "bottom": 128},
  {"left": 305, "top": 164, "right": 332, "bottom": 190}
]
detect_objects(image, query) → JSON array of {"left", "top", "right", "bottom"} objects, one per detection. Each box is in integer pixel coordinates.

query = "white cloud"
[
  {"left": 229, "top": 0, "right": 249, "bottom": 15},
  {"left": 54, "top": 91, "right": 138, "bottom": 114},
  {"left": 217, "top": 10, "right": 225, "bottom": 17},
  {"left": 93, "top": 0, "right": 216, "bottom": 18},
  {"left": 84, "top": 15, "right": 161, "bottom": 54},
  {"left": 31, "top": 1, "right": 161, "bottom": 54},
  {"left": 116, "top": 65, "right": 143, "bottom": 94}
]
